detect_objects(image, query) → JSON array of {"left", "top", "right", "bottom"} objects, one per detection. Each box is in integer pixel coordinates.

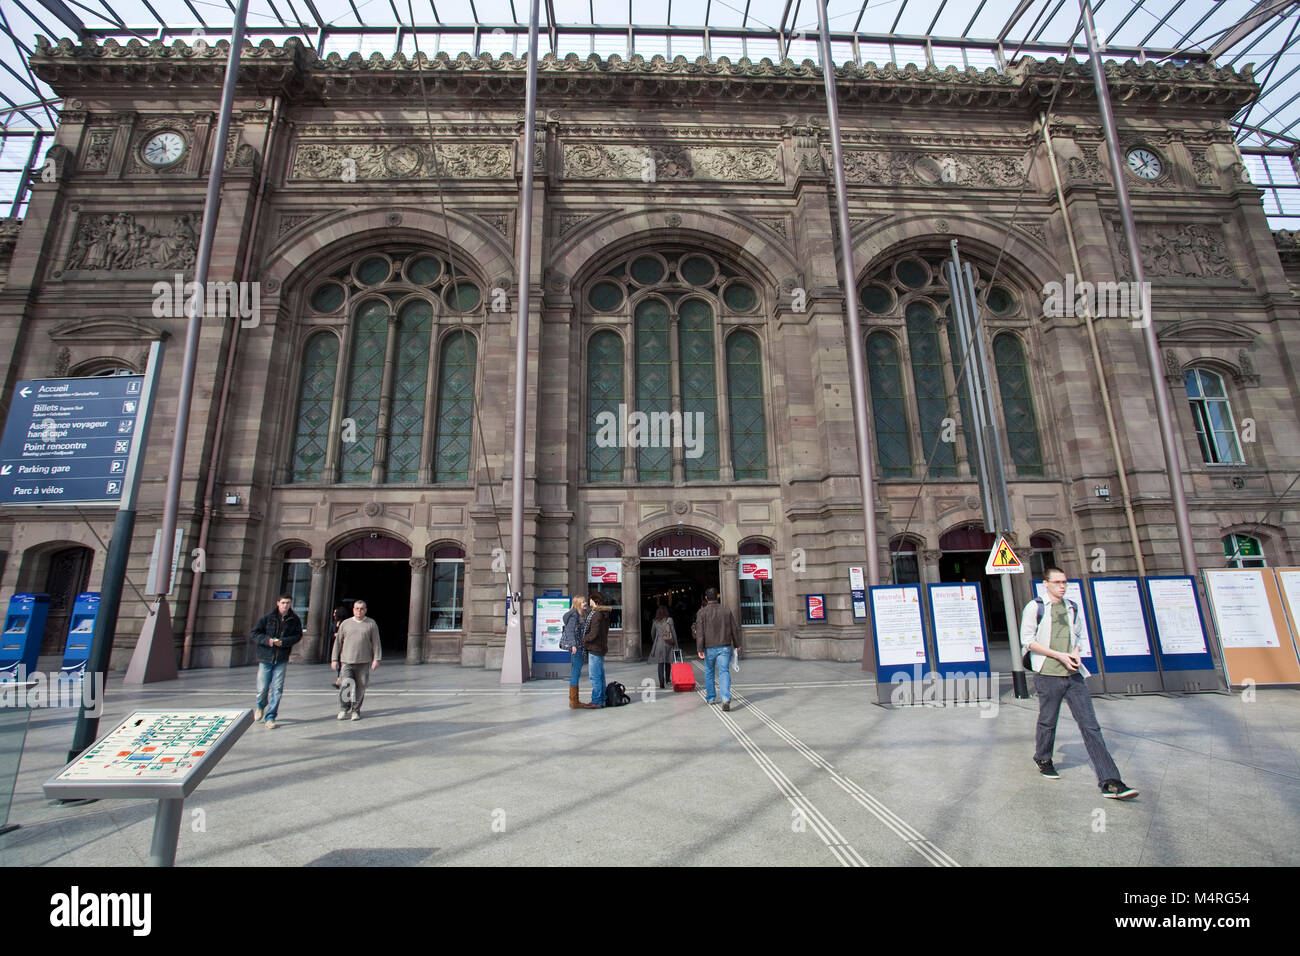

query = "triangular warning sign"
[{"left": 985, "top": 535, "right": 1024, "bottom": 575}]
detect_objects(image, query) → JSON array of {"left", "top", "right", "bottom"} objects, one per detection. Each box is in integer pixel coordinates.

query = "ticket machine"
[
  {"left": 0, "top": 593, "right": 50, "bottom": 681},
  {"left": 60, "top": 592, "right": 100, "bottom": 681}
]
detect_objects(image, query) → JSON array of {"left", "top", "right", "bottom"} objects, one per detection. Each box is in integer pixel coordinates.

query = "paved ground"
[{"left": 2, "top": 653, "right": 1298, "bottom": 867}]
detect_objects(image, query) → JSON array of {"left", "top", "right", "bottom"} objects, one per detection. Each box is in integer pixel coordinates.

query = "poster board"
[
  {"left": 1143, "top": 576, "right": 1218, "bottom": 692},
  {"left": 1034, "top": 579, "right": 1103, "bottom": 694},
  {"left": 869, "top": 585, "right": 929, "bottom": 704},
  {"left": 1088, "top": 577, "right": 1160, "bottom": 694},
  {"left": 1203, "top": 569, "right": 1300, "bottom": 688},
  {"left": 926, "top": 582, "right": 990, "bottom": 678},
  {"left": 530, "top": 595, "right": 571, "bottom": 680}
]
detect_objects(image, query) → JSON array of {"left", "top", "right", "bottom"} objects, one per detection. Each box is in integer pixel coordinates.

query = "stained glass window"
[
  {"left": 907, "top": 302, "right": 956, "bottom": 477},
  {"left": 290, "top": 332, "right": 338, "bottom": 482},
  {"left": 678, "top": 298, "right": 719, "bottom": 480},
  {"left": 993, "top": 333, "right": 1044, "bottom": 476},
  {"left": 587, "top": 330, "right": 624, "bottom": 481},
  {"left": 636, "top": 298, "right": 673, "bottom": 481},
  {"left": 340, "top": 301, "right": 388, "bottom": 482},
  {"left": 433, "top": 331, "right": 477, "bottom": 482},
  {"left": 867, "top": 332, "right": 912, "bottom": 478},
  {"left": 726, "top": 331, "right": 767, "bottom": 479},
  {"left": 387, "top": 300, "right": 432, "bottom": 482}
]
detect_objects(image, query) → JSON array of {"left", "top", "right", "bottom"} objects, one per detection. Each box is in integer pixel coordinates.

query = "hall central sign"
[{"left": 640, "top": 533, "right": 718, "bottom": 559}]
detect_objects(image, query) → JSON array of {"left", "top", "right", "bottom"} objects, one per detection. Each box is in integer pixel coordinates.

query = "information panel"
[
  {"left": 849, "top": 566, "right": 867, "bottom": 621},
  {"left": 870, "top": 585, "right": 928, "bottom": 668},
  {"left": 926, "top": 582, "right": 989, "bottom": 677},
  {"left": 532, "top": 596, "right": 570, "bottom": 654},
  {"left": 1204, "top": 569, "right": 1300, "bottom": 687},
  {"left": 1089, "top": 577, "right": 1158, "bottom": 692},
  {"left": 1143, "top": 576, "right": 1210, "bottom": 658},
  {"left": 0, "top": 376, "right": 146, "bottom": 505}
]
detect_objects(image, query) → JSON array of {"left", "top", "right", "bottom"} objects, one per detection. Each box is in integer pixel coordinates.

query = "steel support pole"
[
  {"left": 1079, "top": 0, "right": 1199, "bottom": 576},
  {"left": 154, "top": 0, "right": 250, "bottom": 598},
  {"left": 502, "top": 0, "right": 540, "bottom": 684},
  {"left": 816, "top": 0, "right": 880, "bottom": 586},
  {"left": 148, "top": 797, "right": 184, "bottom": 867}
]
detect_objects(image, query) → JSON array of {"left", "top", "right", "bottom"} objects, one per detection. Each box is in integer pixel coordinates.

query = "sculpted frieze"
[
  {"left": 1113, "top": 223, "right": 1236, "bottom": 280},
  {"left": 562, "top": 144, "right": 781, "bottom": 182},
  {"left": 62, "top": 212, "right": 200, "bottom": 273},
  {"left": 289, "top": 142, "right": 513, "bottom": 181},
  {"left": 843, "top": 149, "right": 1025, "bottom": 187},
  {"left": 81, "top": 129, "right": 116, "bottom": 171}
]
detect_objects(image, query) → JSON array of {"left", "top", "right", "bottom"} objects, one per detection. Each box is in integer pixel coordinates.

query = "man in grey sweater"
[{"left": 331, "top": 600, "right": 382, "bottom": 721}]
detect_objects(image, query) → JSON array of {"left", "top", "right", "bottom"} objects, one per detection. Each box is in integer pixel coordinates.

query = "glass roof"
[{"left": 3, "top": 1, "right": 1300, "bottom": 225}]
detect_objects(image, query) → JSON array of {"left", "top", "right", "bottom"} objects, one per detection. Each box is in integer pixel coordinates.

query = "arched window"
[
  {"left": 585, "top": 544, "right": 623, "bottom": 630},
  {"left": 678, "top": 298, "right": 719, "bottom": 480},
  {"left": 890, "top": 537, "right": 921, "bottom": 585},
  {"left": 727, "top": 331, "right": 768, "bottom": 480},
  {"left": 866, "top": 332, "right": 911, "bottom": 478},
  {"left": 1185, "top": 369, "right": 1244, "bottom": 464},
  {"left": 290, "top": 332, "right": 338, "bottom": 482},
  {"left": 433, "top": 331, "right": 477, "bottom": 482},
  {"left": 636, "top": 298, "right": 673, "bottom": 481},
  {"left": 340, "top": 300, "right": 388, "bottom": 482},
  {"left": 738, "top": 540, "right": 774, "bottom": 625},
  {"left": 1223, "top": 533, "right": 1265, "bottom": 568},
  {"left": 907, "top": 301, "right": 956, "bottom": 476},
  {"left": 279, "top": 545, "right": 312, "bottom": 624},
  {"left": 429, "top": 546, "right": 466, "bottom": 630},
  {"left": 388, "top": 300, "right": 432, "bottom": 482},
  {"left": 587, "top": 331, "right": 624, "bottom": 481},
  {"left": 993, "top": 333, "right": 1044, "bottom": 476}
]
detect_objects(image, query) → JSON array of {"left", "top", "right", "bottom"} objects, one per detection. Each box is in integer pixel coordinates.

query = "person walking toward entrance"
[
  {"left": 252, "top": 594, "right": 303, "bottom": 730},
  {"left": 331, "top": 600, "right": 382, "bottom": 721},
  {"left": 329, "top": 606, "right": 346, "bottom": 688},
  {"left": 1021, "top": 567, "right": 1137, "bottom": 799},
  {"left": 561, "top": 595, "right": 596, "bottom": 709},
  {"left": 583, "top": 591, "right": 612, "bottom": 708},
  {"left": 648, "top": 604, "right": 678, "bottom": 690},
  {"left": 693, "top": 588, "right": 741, "bottom": 710}
]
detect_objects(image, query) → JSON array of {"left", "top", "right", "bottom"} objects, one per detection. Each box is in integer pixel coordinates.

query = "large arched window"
[
  {"left": 583, "top": 248, "right": 767, "bottom": 483},
  {"left": 288, "top": 248, "right": 482, "bottom": 484},
  {"left": 1185, "top": 368, "right": 1244, "bottom": 464},
  {"left": 866, "top": 332, "right": 912, "bottom": 478},
  {"left": 992, "top": 333, "right": 1044, "bottom": 476}
]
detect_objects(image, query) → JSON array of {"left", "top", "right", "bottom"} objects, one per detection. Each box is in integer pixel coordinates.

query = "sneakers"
[
  {"left": 254, "top": 707, "right": 264, "bottom": 721},
  {"left": 722, "top": 701, "right": 731, "bottom": 712},
  {"left": 350, "top": 711, "right": 361, "bottom": 721},
  {"left": 1101, "top": 779, "right": 1139, "bottom": 799},
  {"left": 337, "top": 710, "right": 348, "bottom": 720},
  {"left": 264, "top": 720, "right": 277, "bottom": 730},
  {"left": 1036, "top": 759, "right": 1060, "bottom": 779}
]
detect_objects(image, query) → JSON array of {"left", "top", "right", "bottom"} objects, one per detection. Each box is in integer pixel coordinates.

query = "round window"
[
  {"left": 443, "top": 281, "right": 481, "bottom": 312},
  {"left": 309, "top": 281, "right": 345, "bottom": 313},
  {"left": 861, "top": 284, "right": 894, "bottom": 313},
  {"left": 355, "top": 256, "right": 391, "bottom": 286},
  {"left": 679, "top": 255, "right": 716, "bottom": 286},
  {"left": 722, "top": 282, "right": 757, "bottom": 312},
  {"left": 629, "top": 255, "right": 667, "bottom": 286},
  {"left": 987, "top": 285, "right": 1015, "bottom": 315},
  {"left": 587, "top": 281, "right": 625, "bottom": 312},
  {"left": 405, "top": 255, "right": 442, "bottom": 285},
  {"left": 896, "top": 258, "right": 928, "bottom": 289}
]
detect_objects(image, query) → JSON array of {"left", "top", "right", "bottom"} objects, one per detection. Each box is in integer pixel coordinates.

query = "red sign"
[
  {"left": 602, "top": 573, "right": 618, "bottom": 582},
  {"left": 741, "top": 562, "right": 770, "bottom": 579},
  {"left": 807, "top": 595, "right": 825, "bottom": 620},
  {"left": 590, "top": 566, "right": 606, "bottom": 576}
]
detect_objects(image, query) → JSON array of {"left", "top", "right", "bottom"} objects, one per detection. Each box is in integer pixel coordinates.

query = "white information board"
[
  {"left": 1034, "top": 581, "right": 1095, "bottom": 658},
  {"left": 533, "top": 597, "right": 570, "bottom": 653},
  {"left": 871, "top": 586, "right": 927, "bottom": 667},
  {"left": 1204, "top": 569, "right": 1280, "bottom": 648},
  {"left": 1091, "top": 579, "right": 1151, "bottom": 657},
  {"left": 930, "top": 585, "right": 986, "bottom": 664},
  {"left": 587, "top": 559, "right": 621, "bottom": 584},
  {"left": 1273, "top": 570, "right": 1300, "bottom": 637},
  {"left": 1145, "top": 578, "right": 1209, "bottom": 656}
]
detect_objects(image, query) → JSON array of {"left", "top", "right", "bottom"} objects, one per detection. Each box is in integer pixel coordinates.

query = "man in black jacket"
[{"left": 253, "top": 594, "right": 303, "bottom": 729}]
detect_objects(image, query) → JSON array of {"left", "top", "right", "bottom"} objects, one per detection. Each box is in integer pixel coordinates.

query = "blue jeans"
[
  {"left": 568, "top": 647, "right": 586, "bottom": 687},
  {"left": 704, "top": 646, "right": 732, "bottom": 703},
  {"left": 255, "top": 660, "right": 287, "bottom": 721},
  {"left": 589, "top": 653, "right": 606, "bottom": 707}
]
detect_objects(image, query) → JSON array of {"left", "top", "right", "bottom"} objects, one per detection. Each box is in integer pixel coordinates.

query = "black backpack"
[
  {"left": 605, "top": 681, "right": 630, "bottom": 706},
  {"left": 1022, "top": 597, "right": 1079, "bottom": 669}
]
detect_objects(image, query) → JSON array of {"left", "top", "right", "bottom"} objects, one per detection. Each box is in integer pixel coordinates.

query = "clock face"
[
  {"left": 1126, "top": 147, "right": 1162, "bottom": 180},
  {"left": 143, "top": 131, "right": 185, "bottom": 167}
]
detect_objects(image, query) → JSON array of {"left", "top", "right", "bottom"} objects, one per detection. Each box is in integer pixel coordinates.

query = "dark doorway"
[
  {"left": 333, "top": 561, "right": 410, "bottom": 657},
  {"left": 939, "top": 553, "right": 1008, "bottom": 642},
  {"left": 42, "top": 547, "right": 93, "bottom": 653},
  {"left": 639, "top": 560, "right": 720, "bottom": 656}
]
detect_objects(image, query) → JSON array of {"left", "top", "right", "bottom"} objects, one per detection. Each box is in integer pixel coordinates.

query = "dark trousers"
[
  {"left": 657, "top": 662, "right": 670, "bottom": 687},
  {"left": 1034, "top": 672, "right": 1121, "bottom": 783}
]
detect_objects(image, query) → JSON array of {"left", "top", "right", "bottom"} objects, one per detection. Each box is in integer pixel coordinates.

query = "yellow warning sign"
[{"left": 985, "top": 535, "right": 1024, "bottom": 575}]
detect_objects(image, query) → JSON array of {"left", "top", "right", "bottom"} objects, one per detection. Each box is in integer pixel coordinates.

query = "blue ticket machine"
[
  {"left": 1, "top": 593, "right": 51, "bottom": 681},
  {"left": 60, "top": 592, "right": 101, "bottom": 681}
]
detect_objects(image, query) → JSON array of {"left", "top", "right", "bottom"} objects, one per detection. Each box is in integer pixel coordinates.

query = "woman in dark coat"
[
  {"left": 560, "top": 596, "right": 594, "bottom": 709},
  {"left": 647, "top": 604, "right": 678, "bottom": 689}
]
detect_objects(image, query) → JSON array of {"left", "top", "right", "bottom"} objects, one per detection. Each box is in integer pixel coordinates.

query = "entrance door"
[
  {"left": 333, "top": 561, "right": 410, "bottom": 657},
  {"left": 938, "top": 552, "right": 1008, "bottom": 641},
  {"left": 42, "top": 547, "right": 93, "bottom": 653},
  {"left": 638, "top": 560, "right": 720, "bottom": 656}
]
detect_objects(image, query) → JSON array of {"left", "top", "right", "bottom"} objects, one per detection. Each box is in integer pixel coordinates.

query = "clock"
[
  {"left": 1126, "top": 147, "right": 1162, "bottom": 180},
  {"left": 142, "top": 131, "right": 185, "bottom": 168}
]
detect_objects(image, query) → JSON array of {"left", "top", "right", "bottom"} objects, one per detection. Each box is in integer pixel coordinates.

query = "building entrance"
[
  {"left": 639, "top": 560, "right": 719, "bottom": 656},
  {"left": 332, "top": 561, "right": 410, "bottom": 657},
  {"left": 938, "top": 551, "right": 1009, "bottom": 642}
]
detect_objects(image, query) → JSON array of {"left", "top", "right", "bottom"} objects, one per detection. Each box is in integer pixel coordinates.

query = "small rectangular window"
[{"left": 429, "top": 559, "right": 464, "bottom": 630}]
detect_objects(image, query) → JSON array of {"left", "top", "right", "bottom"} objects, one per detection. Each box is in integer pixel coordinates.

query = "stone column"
[
  {"left": 922, "top": 549, "right": 942, "bottom": 587},
  {"left": 407, "top": 557, "right": 427, "bottom": 664},
  {"left": 305, "top": 558, "right": 329, "bottom": 662},
  {"left": 621, "top": 555, "right": 640, "bottom": 660},
  {"left": 720, "top": 555, "right": 740, "bottom": 617}
]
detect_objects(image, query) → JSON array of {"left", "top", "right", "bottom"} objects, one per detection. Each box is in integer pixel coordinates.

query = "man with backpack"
[{"left": 1020, "top": 567, "right": 1137, "bottom": 799}]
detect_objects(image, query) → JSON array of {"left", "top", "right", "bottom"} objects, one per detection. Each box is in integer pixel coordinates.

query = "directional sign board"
[
  {"left": 985, "top": 535, "right": 1024, "bottom": 575},
  {"left": 0, "top": 376, "right": 145, "bottom": 505}
]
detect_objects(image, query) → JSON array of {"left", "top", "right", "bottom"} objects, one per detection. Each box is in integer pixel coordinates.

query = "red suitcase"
[{"left": 671, "top": 650, "right": 695, "bottom": 692}]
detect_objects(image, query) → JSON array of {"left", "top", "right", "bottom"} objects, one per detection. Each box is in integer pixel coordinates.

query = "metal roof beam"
[
  {"left": 34, "top": 0, "right": 87, "bottom": 39},
  {"left": 1208, "top": 0, "right": 1299, "bottom": 59}
]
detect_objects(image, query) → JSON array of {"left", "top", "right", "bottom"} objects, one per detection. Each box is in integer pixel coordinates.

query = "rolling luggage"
[{"left": 670, "top": 649, "right": 695, "bottom": 692}]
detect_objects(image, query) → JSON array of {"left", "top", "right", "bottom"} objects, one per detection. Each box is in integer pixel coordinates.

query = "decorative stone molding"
[
  {"left": 755, "top": 216, "right": 787, "bottom": 237},
  {"left": 1236, "top": 349, "right": 1260, "bottom": 387},
  {"left": 62, "top": 212, "right": 200, "bottom": 273},
  {"left": 475, "top": 213, "right": 509, "bottom": 236},
  {"left": 277, "top": 212, "right": 320, "bottom": 238},
  {"left": 1067, "top": 144, "right": 1106, "bottom": 183},
  {"left": 1113, "top": 222, "right": 1236, "bottom": 280},
  {"left": 1018, "top": 221, "right": 1048, "bottom": 244},
  {"left": 1274, "top": 229, "right": 1300, "bottom": 267},
  {"left": 81, "top": 128, "right": 116, "bottom": 171},
  {"left": 1164, "top": 348, "right": 1182, "bottom": 382},
  {"left": 309, "top": 558, "right": 328, "bottom": 571},
  {"left": 665, "top": 213, "right": 682, "bottom": 227},
  {"left": 1192, "top": 148, "right": 1217, "bottom": 186},
  {"left": 621, "top": 555, "right": 640, "bottom": 571},
  {"left": 671, "top": 499, "right": 689, "bottom": 514},
  {"left": 843, "top": 149, "right": 1025, "bottom": 187},
  {"left": 562, "top": 144, "right": 781, "bottom": 182},
  {"left": 53, "top": 347, "right": 70, "bottom": 376},
  {"left": 289, "top": 141, "right": 512, "bottom": 181},
  {"left": 0, "top": 218, "right": 21, "bottom": 254},
  {"left": 409, "top": 557, "right": 428, "bottom": 571},
  {"left": 559, "top": 213, "right": 594, "bottom": 236},
  {"left": 363, "top": 501, "right": 381, "bottom": 517}
]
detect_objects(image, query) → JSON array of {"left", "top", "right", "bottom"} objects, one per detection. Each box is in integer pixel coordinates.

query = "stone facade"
[{"left": 0, "top": 38, "right": 1295, "bottom": 669}]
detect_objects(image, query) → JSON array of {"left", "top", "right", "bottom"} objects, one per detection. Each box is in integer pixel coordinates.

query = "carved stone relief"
[
  {"left": 561, "top": 144, "right": 781, "bottom": 182},
  {"left": 277, "top": 212, "right": 318, "bottom": 238},
  {"left": 63, "top": 212, "right": 200, "bottom": 273},
  {"left": 1112, "top": 223, "right": 1236, "bottom": 280},
  {"left": 1192, "top": 148, "right": 1216, "bottom": 186},
  {"left": 559, "top": 213, "right": 594, "bottom": 236},
  {"left": 1067, "top": 145, "right": 1105, "bottom": 183},
  {"left": 843, "top": 149, "right": 1025, "bottom": 187},
  {"left": 81, "top": 129, "right": 116, "bottom": 171},
  {"left": 289, "top": 142, "right": 513, "bottom": 181}
]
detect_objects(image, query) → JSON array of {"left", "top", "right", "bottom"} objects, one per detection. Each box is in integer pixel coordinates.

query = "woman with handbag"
[
  {"left": 647, "top": 604, "right": 678, "bottom": 690},
  {"left": 560, "top": 595, "right": 595, "bottom": 709}
]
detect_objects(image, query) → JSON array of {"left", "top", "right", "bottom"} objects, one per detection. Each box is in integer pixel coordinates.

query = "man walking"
[
  {"left": 583, "top": 592, "right": 611, "bottom": 708},
  {"left": 693, "top": 587, "right": 741, "bottom": 711},
  {"left": 1022, "top": 567, "right": 1137, "bottom": 798},
  {"left": 252, "top": 594, "right": 303, "bottom": 730},
  {"left": 331, "top": 600, "right": 381, "bottom": 721}
]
